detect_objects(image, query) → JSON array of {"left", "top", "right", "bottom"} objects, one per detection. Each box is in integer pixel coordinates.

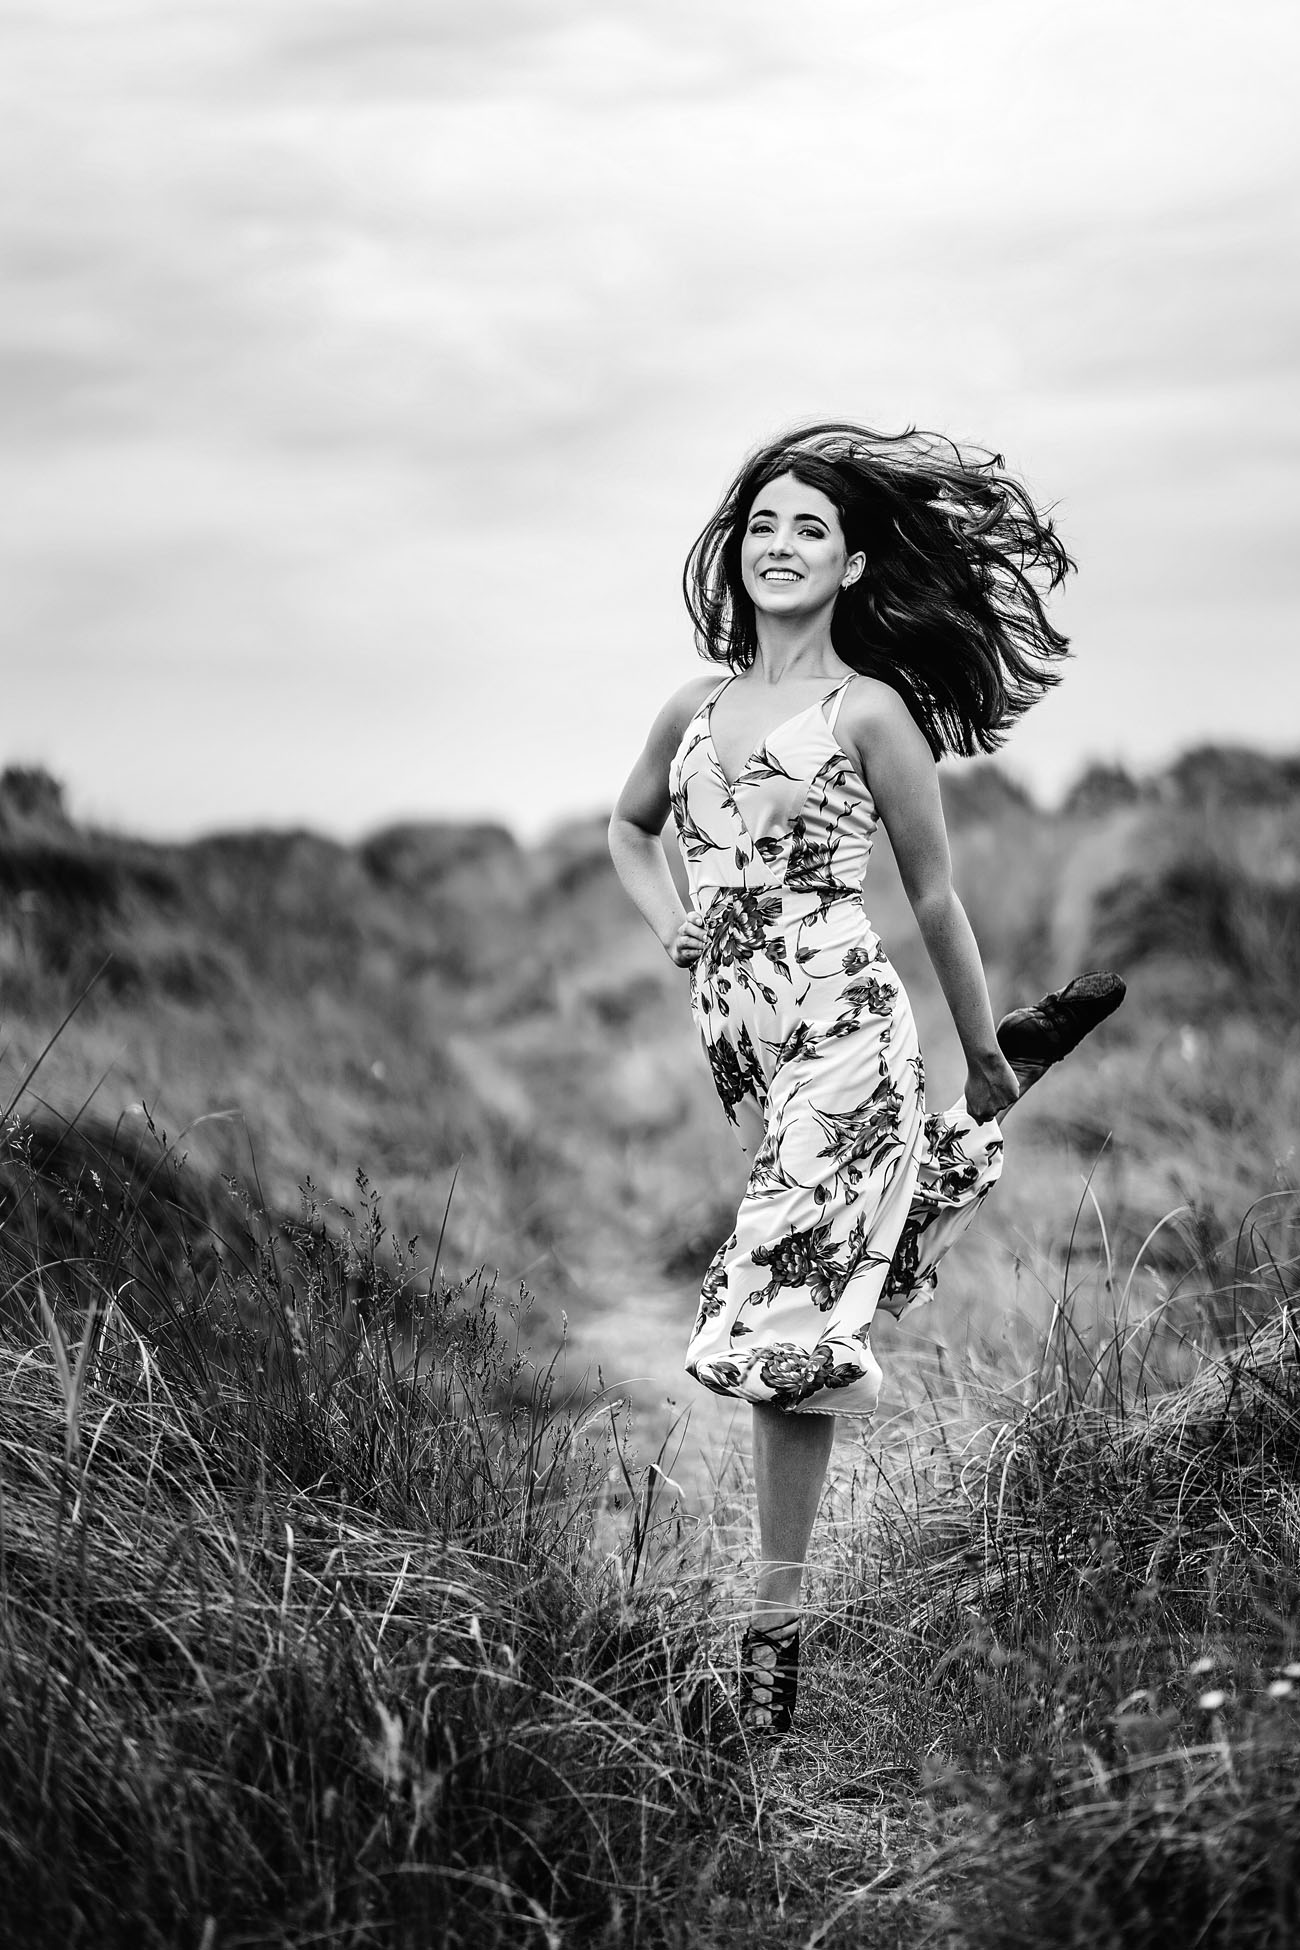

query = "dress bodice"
[{"left": 668, "top": 675, "right": 880, "bottom": 913}]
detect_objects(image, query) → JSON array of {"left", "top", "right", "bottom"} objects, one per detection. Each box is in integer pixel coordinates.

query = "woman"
[{"left": 607, "top": 422, "right": 1122, "bottom": 1734}]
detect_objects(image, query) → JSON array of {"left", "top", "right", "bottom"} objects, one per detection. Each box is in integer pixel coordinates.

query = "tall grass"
[
  {"left": 790, "top": 1181, "right": 1300, "bottom": 1948},
  {"left": 0, "top": 1110, "right": 747, "bottom": 1950},
  {"left": 3, "top": 1086, "right": 1300, "bottom": 1946}
]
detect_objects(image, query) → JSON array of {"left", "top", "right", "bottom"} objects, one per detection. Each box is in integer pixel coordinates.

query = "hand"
[
  {"left": 963, "top": 1050, "right": 1019, "bottom": 1124},
  {"left": 667, "top": 912, "right": 707, "bottom": 967}
]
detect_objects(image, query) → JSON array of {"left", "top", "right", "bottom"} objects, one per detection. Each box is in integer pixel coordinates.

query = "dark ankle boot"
[{"left": 996, "top": 971, "right": 1126, "bottom": 1092}]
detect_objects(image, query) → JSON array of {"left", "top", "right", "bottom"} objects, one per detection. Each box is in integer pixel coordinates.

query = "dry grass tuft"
[
  {"left": 0, "top": 1113, "right": 754, "bottom": 1949},
  {"left": 4, "top": 1104, "right": 1300, "bottom": 1946}
]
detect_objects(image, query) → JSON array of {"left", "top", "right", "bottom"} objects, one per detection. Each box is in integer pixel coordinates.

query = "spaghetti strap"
[
  {"left": 824, "top": 675, "right": 854, "bottom": 733},
  {"left": 704, "top": 673, "right": 737, "bottom": 714}
]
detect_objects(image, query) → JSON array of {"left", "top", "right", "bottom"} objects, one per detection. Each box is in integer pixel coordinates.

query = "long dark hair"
[{"left": 682, "top": 421, "right": 1074, "bottom": 758}]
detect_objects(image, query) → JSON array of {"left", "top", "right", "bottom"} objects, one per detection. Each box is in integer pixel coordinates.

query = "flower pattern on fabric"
[
  {"left": 734, "top": 745, "right": 797, "bottom": 790},
  {"left": 692, "top": 1231, "right": 738, "bottom": 1336},
  {"left": 783, "top": 814, "right": 843, "bottom": 894},
  {"left": 706, "top": 891, "right": 788, "bottom": 978},
  {"left": 705, "top": 1021, "right": 767, "bottom": 1124},
  {"left": 748, "top": 1219, "right": 838, "bottom": 1309},
  {"left": 808, "top": 1076, "right": 905, "bottom": 1202},
  {"left": 668, "top": 676, "right": 1004, "bottom": 1416}
]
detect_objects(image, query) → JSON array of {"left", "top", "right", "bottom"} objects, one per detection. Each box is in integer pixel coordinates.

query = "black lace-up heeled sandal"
[
  {"left": 996, "top": 971, "right": 1126, "bottom": 1093},
  {"left": 738, "top": 1618, "right": 800, "bottom": 1737}
]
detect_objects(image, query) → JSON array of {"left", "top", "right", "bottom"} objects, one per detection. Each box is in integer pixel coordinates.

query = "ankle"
[
  {"left": 738, "top": 1613, "right": 802, "bottom": 1736},
  {"left": 749, "top": 1604, "right": 799, "bottom": 1635},
  {"left": 754, "top": 1558, "right": 805, "bottom": 1621}
]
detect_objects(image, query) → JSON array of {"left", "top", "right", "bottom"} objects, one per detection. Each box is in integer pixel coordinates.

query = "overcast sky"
[{"left": 6, "top": 0, "right": 1299, "bottom": 840}]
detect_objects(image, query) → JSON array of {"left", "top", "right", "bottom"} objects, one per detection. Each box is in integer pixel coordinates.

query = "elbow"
[
  {"left": 607, "top": 808, "right": 649, "bottom": 861},
  {"left": 908, "top": 884, "right": 959, "bottom": 936}
]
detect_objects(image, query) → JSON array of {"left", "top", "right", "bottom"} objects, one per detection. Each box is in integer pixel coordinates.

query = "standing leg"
[
  {"left": 735, "top": 1403, "right": 834, "bottom": 1734},
  {"left": 725, "top": 1100, "right": 836, "bottom": 1730},
  {"left": 731, "top": 1101, "right": 837, "bottom": 1621},
  {"left": 750, "top": 1401, "right": 835, "bottom": 1625}
]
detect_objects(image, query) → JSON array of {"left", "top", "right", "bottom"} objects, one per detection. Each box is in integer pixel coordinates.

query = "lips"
[{"left": 760, "top": 568, "right": 802, "bottom": 583}]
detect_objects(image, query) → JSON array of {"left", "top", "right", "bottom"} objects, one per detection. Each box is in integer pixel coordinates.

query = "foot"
[
  {"left": 738, "top": 1617, "right": 800, "bottom": 1737},
  {"left": 996, "top": 970, "right": 1126, "bottom": 1092}
]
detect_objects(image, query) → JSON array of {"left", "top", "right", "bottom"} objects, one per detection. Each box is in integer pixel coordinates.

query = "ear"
[{"left": 840, "top": 552, "right": 866, "bottom": 591}]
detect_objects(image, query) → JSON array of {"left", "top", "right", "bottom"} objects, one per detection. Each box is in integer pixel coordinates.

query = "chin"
[{"left": 754, "top": 593, "right": 818, "bottom": 615}]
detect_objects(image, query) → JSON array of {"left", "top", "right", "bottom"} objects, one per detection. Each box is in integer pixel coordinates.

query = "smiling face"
[{"left": 739, "top": 471, "right": 865, "bottom": 619}]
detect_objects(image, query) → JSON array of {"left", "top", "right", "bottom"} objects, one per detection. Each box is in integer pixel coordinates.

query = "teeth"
[{"left": 763, "top": 571, "right": 799, "bottom": 581}]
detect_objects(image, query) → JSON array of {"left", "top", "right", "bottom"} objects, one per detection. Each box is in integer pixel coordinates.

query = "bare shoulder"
[
  {"left": 646, "top": 669, "right": 727, "bottom": 751},
  {"left": 612, "top": 668, "right": 724, "bottom": 832},
  {"left": 668, "top": 668, "right": 726, "bottom": 720},
  {"left": 837, "top": 674, "right": 929, "bottom": 752}
]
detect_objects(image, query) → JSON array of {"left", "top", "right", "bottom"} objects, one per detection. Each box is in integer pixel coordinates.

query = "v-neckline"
[{"left": 705, "top": 677, "right": 850, "bottom": 794}]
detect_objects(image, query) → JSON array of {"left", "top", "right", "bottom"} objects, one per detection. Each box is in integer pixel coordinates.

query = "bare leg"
[
  {"left": 729, "top": 1100, "right": 837, "bottom": 1624},
  {"left": 750, "top": 1401, "right": 835, "bottom": 1625}
]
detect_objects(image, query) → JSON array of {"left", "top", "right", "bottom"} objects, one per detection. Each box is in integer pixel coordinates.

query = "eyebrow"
[{"left": 748, "top": 506, "right": 829, "bottom": 525}]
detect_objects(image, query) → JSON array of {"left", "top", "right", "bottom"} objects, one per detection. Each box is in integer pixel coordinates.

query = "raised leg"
[{"left": 996, "top": 971, "right": 1126, "bottom": 1093}]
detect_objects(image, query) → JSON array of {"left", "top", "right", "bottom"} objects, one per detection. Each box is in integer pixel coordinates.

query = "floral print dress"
[{"left": 670, "top": 674, "right": 1004, "bottom": 1417}]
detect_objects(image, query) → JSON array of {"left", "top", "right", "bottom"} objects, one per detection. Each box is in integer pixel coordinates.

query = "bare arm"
[
  {"left": 842, "top": 681, "right": 1019, "bottom": 1123},
  {"left": 608, "top": 680, "right": 715, "bottom": 967}
]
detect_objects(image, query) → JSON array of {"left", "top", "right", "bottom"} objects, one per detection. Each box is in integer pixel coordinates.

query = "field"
[{"left": 1, "top": 749, "right": 1299, "bottom": 1946}]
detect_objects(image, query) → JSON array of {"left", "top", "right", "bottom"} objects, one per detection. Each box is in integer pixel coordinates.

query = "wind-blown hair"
[{"left": 682, "top": 422, "right": 1074, "bottom": 758}]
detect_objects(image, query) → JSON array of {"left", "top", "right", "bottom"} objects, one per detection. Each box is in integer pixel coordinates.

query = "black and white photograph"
[{"left": 3, "top": 3, "right": 1299, "bottom": 1944}]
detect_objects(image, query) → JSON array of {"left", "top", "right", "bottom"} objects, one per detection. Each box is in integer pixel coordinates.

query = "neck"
[{"left": 751, "top": 605, "right": 844, "bottom": 686}]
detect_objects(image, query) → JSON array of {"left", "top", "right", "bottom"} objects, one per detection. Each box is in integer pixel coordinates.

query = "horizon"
[
  {"left": 6, "top": 0, "right": 1299, "bottom": 842},
  {"left": 11, "top": 730, "right": 1298, "bottom": 852}
]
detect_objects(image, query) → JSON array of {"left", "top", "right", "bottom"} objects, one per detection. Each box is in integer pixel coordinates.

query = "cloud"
[{"left": 4, "top": 0, "right": 1299, "bottom": 836}]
